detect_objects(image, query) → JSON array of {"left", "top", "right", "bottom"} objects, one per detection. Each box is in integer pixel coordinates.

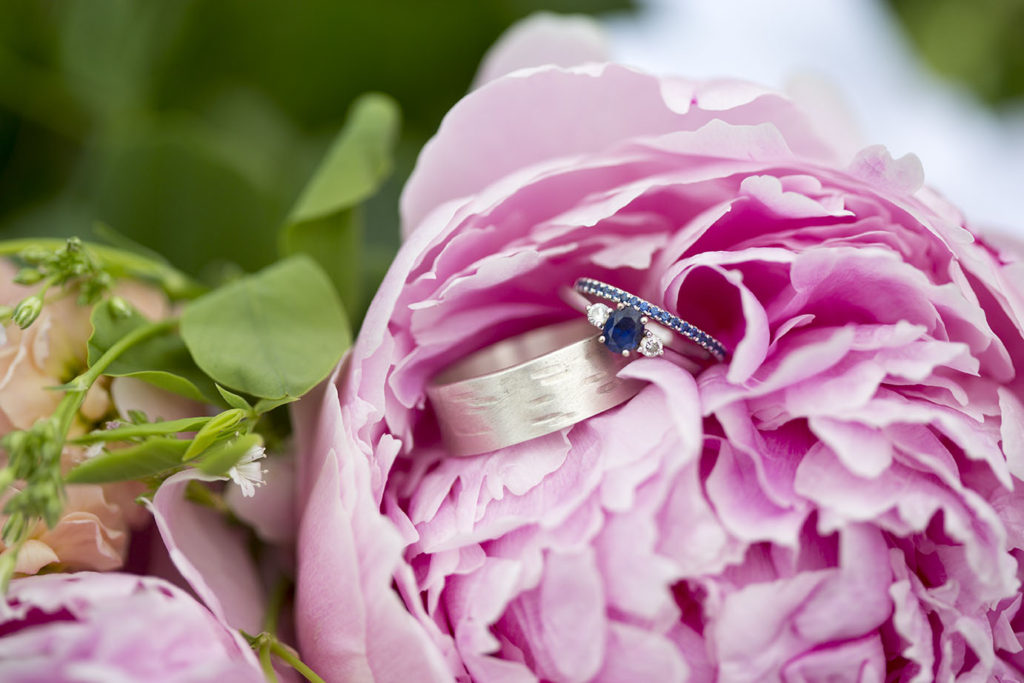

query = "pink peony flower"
[
  {"left": 0, "top": 572, "right": 263, "bottom": 682},
  {"left": 295, "top": 27, "right": 1024, "bottom": 683},
  {"left": 0, "top": 261, "right": 173, "bottom": 575}
]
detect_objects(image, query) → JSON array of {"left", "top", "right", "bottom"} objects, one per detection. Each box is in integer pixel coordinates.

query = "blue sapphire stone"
[{"left": 602, "top": 307, "right": 645, "bottom": 353}]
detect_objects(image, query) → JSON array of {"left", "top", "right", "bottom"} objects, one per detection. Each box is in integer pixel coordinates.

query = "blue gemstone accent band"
[{"left": 575, "top": 277, "right": 728, "bottom": 361}]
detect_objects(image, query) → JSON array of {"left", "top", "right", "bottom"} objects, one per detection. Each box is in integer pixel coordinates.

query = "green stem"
[
  {"left": 0, "top": 239, "right": 204, "bottom": 300},
  {"left": 71, "top": 416, "right": 212, "bottom": 444},
  {"left": 259, "top": 641, "right": 278, "bottom": 683},
  {"left": 268, "top": 642, "right": 327, "bottom": 683},
  {"left": 241, "top": 628, "right": 326, "bottom": 683},
  {"left": 263, "top": 576, "right": 290, "bottom": 635},
  {"left": 183, "top": 480, "right": 230, "bottom": 514},
  {"left": 37, "top": 277, "right": 55, "bottom": 301},
  {"left": 0, "top": 531, "right": 30, "bottom": 591},
  {"left": 85, "top": 318, "right": 176, "bottom": 384},
  {"left": 53, "top": 318, "right": 176, "bottom": 437}
]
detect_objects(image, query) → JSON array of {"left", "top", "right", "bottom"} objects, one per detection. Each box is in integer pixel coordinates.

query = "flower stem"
[
  {"left": 259, "top": 640, "right": 278, "bottom": 683},
  {"left": 54, "top": 318, "right": 176, "bottom": 436},
  {"left": 70, "top": 416, "right": 212, "bottom": 444},
  {"left": 87, "top": 318, "right": 177, "bottom": 382},
  {"left": 263, "top": 576, "right": 289, "bottom": 635},
  {"left": 242, "top": 630, "right": 326, "bottom": 683},
  {"left": 243, "top": 584, "right": 327, "bottom": 683},
  {"left": 183, "top": 481, "right": 230, "bottom": 514},
  {"left": 0, "top": 239, "right": 203, "bottom": 300},
  {"left": 268, "top": 641, "right": 327, "bottom": 683}
]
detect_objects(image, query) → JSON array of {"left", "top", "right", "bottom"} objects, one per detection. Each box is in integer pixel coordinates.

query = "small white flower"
[
  {"left": 228, "top": 445, "right": 267, "bottom": 498},
  {"left": 84, "top": 443, "right": 104, "bottom": 459}
]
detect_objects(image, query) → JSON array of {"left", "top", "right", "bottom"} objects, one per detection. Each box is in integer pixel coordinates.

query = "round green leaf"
[{"left": 180, "top": 255, "right": 349, "bottom": 399}]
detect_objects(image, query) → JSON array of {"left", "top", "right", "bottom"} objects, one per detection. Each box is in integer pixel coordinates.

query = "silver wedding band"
[{"left": 427, "top": 320, "right": 644, "bottom": 457}]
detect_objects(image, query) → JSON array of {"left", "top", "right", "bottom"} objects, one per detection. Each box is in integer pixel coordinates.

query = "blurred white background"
[{"left": 605, "top": 0, "right": 1024, "bottom": 235}]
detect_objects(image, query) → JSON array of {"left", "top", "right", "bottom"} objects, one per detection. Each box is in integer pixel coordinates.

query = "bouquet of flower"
[{"left": 2, "top": 11, "right": 1024, "bottom": 683}]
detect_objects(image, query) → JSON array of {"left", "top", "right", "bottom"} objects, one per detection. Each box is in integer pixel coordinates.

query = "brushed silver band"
[{"left": 427, "top": 320, "right": 644, "bottom": 457}]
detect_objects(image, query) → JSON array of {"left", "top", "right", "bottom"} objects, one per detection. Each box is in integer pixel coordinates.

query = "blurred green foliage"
[
  {"left": 888, "top": 0, "right": 1024, "bottom": 106},
  {"left": 0, "top": 0, "right": 632, "bottom": 310}
]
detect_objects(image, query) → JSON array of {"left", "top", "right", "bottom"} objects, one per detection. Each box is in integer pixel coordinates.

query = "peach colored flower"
[{"left": 0, "top": 259, "right": 175, "bottom": 576}]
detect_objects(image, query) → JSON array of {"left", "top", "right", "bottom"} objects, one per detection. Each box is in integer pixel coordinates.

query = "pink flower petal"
[
  {"left": 848, "top": 144, "right": 925, "bottom": 195},
  {"left": 474, "top": 13, "right": 609, "bottom": 88},
  {"left": 294, "top": 382, "right": 451, "bottom": 682},
  {"left": 597, "top": 622, "right": 689, "bottom": 683},
  {"left": 808, "top": 416, "right": 893, "bottom": 478},
  {"left": 225, "top": 454, "right": 296, "bottom": 545},
  {"left": 0, "top": 572, "right": 261, "bottom": 681},
  {"left": 780, "top": 634, "right": 885, "bottom": 683},
  {"left": 147, "top": 470, "right": 266, "bottom": 634}
]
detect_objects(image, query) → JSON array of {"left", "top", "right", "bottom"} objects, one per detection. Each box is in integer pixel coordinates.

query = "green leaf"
[
  {"left": 280, "top": 93, "right": 400, "bottom": 314},
  {"left": 198, "top": 433, "right": 262, "bottom": 477},
  {"left": 216, "top": 384, "right": 253, "bottom": 412},
  {"left": 88, "top": 299, "right": 216, "bottom": 403},
  {"left": 180, "top": 255, "right": 350, "bottom": 399},
  {"left": 253, "top": 395, "right": 298, "bottom": 415},
  {"left": 65, "top": 437, "right": 188, "bottom": 484},
  {"left": 72, "top": 416, "right": 211, "bottom": 444}
]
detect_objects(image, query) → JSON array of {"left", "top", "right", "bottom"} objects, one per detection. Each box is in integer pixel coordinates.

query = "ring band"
[
  {"left": 427, "top": 320, "right": 644, "bottom": 456},
  {"left": 574, "top": 278, "right": 728, "bottom": 361}
]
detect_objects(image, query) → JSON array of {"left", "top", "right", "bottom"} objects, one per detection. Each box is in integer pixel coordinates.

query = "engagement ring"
[{"left": 574, "top": 277, "right": 728, "bottom": 362}]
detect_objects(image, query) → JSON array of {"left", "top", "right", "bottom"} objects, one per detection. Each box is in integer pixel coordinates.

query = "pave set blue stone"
[{"left": 575, "top": 277, "right": 728, "bottom": 362}]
